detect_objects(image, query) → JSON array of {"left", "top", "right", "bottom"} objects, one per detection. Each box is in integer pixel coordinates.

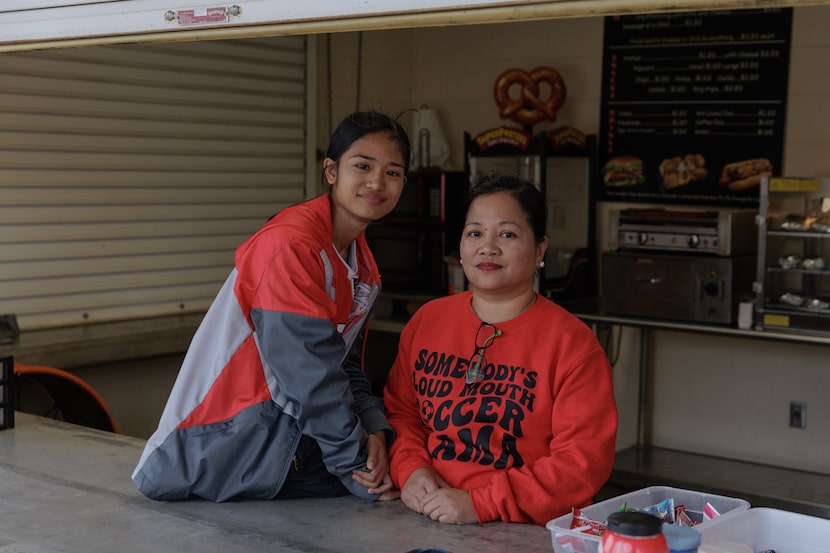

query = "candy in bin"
[
  {"left": 568, "top": 507, "right": 607, "bottom": 536},
  {"left": 638, "top": 497, "right": 675, "bottom": 523},
  {"left": 703, "top": 502, "right": 721, "bottom": 521},
  {"left": 613, "top": 498, "right": 676, "bottom": 523},
  {"left": 675, "top": 504, "right": 695, "bottom": 527}
]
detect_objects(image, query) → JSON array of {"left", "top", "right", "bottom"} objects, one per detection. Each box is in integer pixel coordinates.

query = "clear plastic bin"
[
  {"left": 546, "top": 486, "right": 751, "bottom": 553},
  {"left": 699, "top": 507, "right": 830, "bottom": 552}
]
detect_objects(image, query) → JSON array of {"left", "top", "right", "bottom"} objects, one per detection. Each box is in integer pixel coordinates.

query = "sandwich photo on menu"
[
  {"left": 718, "top": 158, "right": 773, "bottom": 190},
  {"left": 659, "top": 153, "right": 708, "bottom": 190},
  {"left": 602, "top": 156, "right": 644, "bottom": 187}
]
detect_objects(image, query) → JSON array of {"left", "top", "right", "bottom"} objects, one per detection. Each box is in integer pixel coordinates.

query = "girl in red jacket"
[
  {"left": 384, "top": 174, "right": 618, "bottom": 525},
  {"left": 134, "top": 112, "right": 410, "bottom": 502}
]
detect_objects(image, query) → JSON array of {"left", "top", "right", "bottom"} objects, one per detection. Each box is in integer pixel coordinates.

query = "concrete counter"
[{"left": 0, "top": 414, "right": 551, "bottom": 553}]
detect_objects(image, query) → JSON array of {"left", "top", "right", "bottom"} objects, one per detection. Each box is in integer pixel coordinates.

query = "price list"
[
  {"left": 611, "top": 106, "right": 779, "bottom": 138},
  {"left": 599, "top": 9, "right": 792, "bottom": 206}
]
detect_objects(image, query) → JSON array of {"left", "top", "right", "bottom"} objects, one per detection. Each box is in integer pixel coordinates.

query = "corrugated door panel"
[
  {"left": 0, "top": 169, "right": 300, "bottom": 186},
  {"left": 0, "top": 251, "right": 238, "bottom": 279},
  {"left": 0, "top": 36, "right": 307, "bottom": 330}
]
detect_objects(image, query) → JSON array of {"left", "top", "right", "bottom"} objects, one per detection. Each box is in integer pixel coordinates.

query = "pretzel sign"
[{"left": 493, "top": 67, "right": 567, "bottom": 127}]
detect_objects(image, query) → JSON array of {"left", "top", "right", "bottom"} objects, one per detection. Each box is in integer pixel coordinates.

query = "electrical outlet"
[{"left": 789, "top": 401, "right": 807, "bottom": 429}]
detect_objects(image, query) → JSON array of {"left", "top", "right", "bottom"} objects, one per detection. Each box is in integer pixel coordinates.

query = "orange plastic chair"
[{"left": 14, "top": 362, "right": 119, "bottom": 433}]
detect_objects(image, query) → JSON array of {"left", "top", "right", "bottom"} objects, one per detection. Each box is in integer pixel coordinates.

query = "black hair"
[
  {"left": 463, "top": 174, "right": 547, "bottom": 243},
  {"left": 325, "top": 111, "right": 412, "bottom": 174}
]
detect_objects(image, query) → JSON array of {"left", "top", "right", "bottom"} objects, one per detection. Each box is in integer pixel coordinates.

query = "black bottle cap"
[{"left": 606, "top": 511, "right": 664, "bottom": 536}]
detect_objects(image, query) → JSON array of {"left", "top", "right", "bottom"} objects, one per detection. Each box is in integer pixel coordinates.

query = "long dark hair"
[
  {"left": 463, "top": 174, "right": 547, "bottom": 243},
  {"left": 324, "top": 111, "right": 412, "bottom": 176}
]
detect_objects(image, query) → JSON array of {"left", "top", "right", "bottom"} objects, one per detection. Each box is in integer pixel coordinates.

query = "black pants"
[{"left": 276, "top": 435, "right": 349, "bottom": 499}]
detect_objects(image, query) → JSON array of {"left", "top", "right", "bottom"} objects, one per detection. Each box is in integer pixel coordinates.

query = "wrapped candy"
[{"left": 569, "top": 507, "right": 607, "bottom": 536}]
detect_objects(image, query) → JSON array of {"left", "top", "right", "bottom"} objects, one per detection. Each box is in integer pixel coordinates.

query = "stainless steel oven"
[
  {"left": 602, "top": 251, "right": 756, "bottom": 324},
  {"left": 602, "top": 207, "right": 758, "bottom": 324}
]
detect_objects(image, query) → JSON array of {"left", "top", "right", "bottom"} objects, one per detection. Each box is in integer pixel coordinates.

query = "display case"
[
  {"left": 754, "top": 176, "right": 830, "bottom": 335},
  {"left": 464, "top": 132, "right": 597, "bottom": 301}
]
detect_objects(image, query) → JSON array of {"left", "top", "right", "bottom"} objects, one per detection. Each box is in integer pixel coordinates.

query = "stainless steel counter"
[
  {"left": 0, "top": 414, "right": 551, "bottom": 553},
  {"left": 560, "top": 298, "right": 830, "bottom": 345},
  {"left": 558, "top": 298, "right": 830, "bottom": 521}
]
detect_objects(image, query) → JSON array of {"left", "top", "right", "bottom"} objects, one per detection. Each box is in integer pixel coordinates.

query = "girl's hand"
[
  {"left": 376, "top": 475, "right": 401, "bottom": 501},
  {"left": 351, "top": 431, "right": 390, "bottom": 492}
]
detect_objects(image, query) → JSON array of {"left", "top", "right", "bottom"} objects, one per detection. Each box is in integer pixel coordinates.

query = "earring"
[
  {"left": 538, "top": 261, "right": 545, "bottom": 268},
  {"left": 459, "top": 259, "right": 463, "bottom": 265}
]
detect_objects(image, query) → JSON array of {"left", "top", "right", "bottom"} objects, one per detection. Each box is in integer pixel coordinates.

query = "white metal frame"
[{"left": 3, "top": 0, "right": 829, "bottom": 52}]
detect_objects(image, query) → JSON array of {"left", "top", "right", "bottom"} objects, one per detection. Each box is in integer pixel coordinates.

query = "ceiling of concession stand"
[{"left": 2, "top": 0, "right": 830, "bottom": 51}]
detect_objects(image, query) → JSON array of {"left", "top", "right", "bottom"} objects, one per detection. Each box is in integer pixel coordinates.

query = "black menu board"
[{"left": 598, "top": 9, "right": 792, "bottom": 206}]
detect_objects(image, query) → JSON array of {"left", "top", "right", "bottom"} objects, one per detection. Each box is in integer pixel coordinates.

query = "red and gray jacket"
[{"left": 133, "top": 194, "right": 391, "bottom": 501}]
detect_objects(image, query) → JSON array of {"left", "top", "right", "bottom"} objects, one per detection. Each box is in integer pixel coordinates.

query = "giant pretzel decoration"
[{"left": 493, "top": 67, "right": 567, "bottom": 127}]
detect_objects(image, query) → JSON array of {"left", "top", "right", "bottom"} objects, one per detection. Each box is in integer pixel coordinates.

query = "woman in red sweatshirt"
[{"left": 384, "top": 174, "right": 618, "bottom": 526}]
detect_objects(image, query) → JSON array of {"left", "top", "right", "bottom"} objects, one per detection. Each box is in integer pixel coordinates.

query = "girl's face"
[
  {"left": 324, "top": 131, "right": 407, "bottom": 227},
  {"left": 460, "top": 191, "right": 547, "bottom": 297}
]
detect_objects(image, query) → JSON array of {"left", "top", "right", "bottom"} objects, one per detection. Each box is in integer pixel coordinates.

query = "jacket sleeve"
[
  {"left": 244, "top": 241, "right": 378, "bottom": 500},
  {"left": 343, "top": 323, "right": 393, "bottom": 443},
  {"left": 468, "top": 344, "right": 618, "bottom": 526},
  {"left": 383, "top": 315, "right": 435, "bottom": 488}
]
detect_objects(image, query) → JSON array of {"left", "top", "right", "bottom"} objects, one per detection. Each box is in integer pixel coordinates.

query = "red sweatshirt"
[{"left": 384, "top": 291, "right": 618, "bottom": 526}]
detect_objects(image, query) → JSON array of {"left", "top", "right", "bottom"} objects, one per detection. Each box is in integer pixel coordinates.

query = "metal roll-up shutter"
[{"left": 0, "top": 36, "right": 309, "bottom": 330}]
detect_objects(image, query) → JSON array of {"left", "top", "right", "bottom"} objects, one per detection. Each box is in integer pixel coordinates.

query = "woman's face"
[
  {"left": 460, "top": 191, "right": 547, "bottom": 297},
  {"left": 324, "top": 131, "right": 407, "bottom": 227}
]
